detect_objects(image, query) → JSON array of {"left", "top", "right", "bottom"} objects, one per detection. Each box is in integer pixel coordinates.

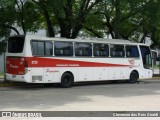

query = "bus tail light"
[
  {"left": 24, "top": 58, "right": 28, "bottom": 67},
  {"left": 24, "top": 58, "right": 28, "bottom": 74}
]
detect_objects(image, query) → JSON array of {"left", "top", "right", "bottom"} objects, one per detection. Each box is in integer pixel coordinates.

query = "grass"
[
  {"left": 0, "top": 73, "right": 4, "bottom": 77},
  {"left": 153, "top": 65, "right": 160, "bottom": 69}
]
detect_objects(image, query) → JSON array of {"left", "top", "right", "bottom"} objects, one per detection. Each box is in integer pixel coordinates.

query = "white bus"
[{"left": 6, "top": 35, "right": 153, "bottom": 87}]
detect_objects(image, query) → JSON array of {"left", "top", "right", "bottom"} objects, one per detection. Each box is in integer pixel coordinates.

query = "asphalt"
[{"left": 0, "top": 75, "right": 160, "bottom": 87}]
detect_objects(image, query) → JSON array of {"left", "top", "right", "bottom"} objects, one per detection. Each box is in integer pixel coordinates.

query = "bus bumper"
[{"left": 6, "top": 73, "right": 28, "bottom": 83}]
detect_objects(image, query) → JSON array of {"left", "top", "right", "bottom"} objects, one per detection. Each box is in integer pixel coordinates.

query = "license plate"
[{"left": 12, "top": 75, "right": 16, "bottom": 78}]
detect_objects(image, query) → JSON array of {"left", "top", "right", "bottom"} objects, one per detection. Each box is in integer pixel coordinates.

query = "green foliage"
[
  {"left": 15, "top": 0, "right": 42, "bottom": 34},
  {"left": 0, "top": 0, "right": 15, "bottom": 38},
  {"left": 0, "top": 0, "right": 160, "bottom": 47}
]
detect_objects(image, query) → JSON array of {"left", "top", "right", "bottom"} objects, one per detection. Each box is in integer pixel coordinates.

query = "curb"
[
  {"left": 0, "top": 83, "right": 16, "bottom": 87},
  {"left": 0, "top": 78, "right": 28, "bottom": 87},
  {"left": 0, "top": 82, "right": 27, "bottom": 87},
  {"left": 152, "top": 77, "right": 160, "bottom": 79},
  {"left": 149, "top": 76, "right": 160, "bottom": 80}
]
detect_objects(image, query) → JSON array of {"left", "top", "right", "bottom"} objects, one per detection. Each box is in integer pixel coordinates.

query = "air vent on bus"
[{"left": 32, "top": 76, "right": 42, "bottom": 82}]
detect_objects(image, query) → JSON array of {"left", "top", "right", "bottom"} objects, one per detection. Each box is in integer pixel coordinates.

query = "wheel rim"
[
  {"left": 61, "top": 73, "right": 73, "bottom": 87},
  {"left": 130, "top": 72, "right": 138, "bottom": 83},
  {"left": 63, "top": 75, "right": 71, "bottom": 85}
]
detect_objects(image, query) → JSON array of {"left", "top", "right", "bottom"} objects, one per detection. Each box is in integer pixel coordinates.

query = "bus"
[{"left": 6, "top": 35, "right": 153, "bottom": 87}]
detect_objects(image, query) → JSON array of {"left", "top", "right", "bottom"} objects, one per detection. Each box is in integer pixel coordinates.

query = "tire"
[
  {"left": 129, "top": 71, "right": 138, "bottom": 83},
  {"left": 112, "top": 80, "right": 118, "bottom": 83},
  {"left": 44, "top": 83, "right": 60, "bottom": 87},
  {"left": 60, "top": 73, "right": 73, "bottom": 88}
]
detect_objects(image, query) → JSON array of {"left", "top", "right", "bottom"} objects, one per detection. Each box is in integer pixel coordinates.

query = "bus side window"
[
  {"left": 110, "top": 45, "right": 124, "bottom": 57},
  {"left": 54, "top": 41, "right": 73, "bottom": 56},
  {"left": 93, "top": 43, "right": 109, "bottom": 57},
  {"left": 126, "top": 45, "right": 139, "bottom": 58},
  {"left": 111, "top": 51, "right": 116, "bottom": 57},
  {"left": 75, "top": 42, "right": 92, "bottom": 57},
  {"left": 45, "top": 42, "right": 53, "bottom": 56},
  {"left": 77, "top": 50, "right": 83, "bottom": 56},
  {"left": 95, "top": 50, "right": 99, "bottom": 56},
  {"left": 126, "top": 51, "right": 131, "bottom": 57},
  {"left": 31, "top": 40, "right": 53, "bottom": 56},
  {"left": 31, "top": 40, "right": 45, "bottom": 56}
]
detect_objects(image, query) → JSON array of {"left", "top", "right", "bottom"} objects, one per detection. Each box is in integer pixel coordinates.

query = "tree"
[
  {"left": 95, "top": 0, "right": 151, "bottom": 39},
  {"left": 0, "top": 0, "right": 19, "bottom": 38},
  {"left": 0, "top": 0, "right": 42, "bottom": 37},
  {"left": 32, "top": 0, "right": 55, "bottom": 37},
  {"left": 140, "top": 0, "right": 160, "bottom": 47},
  {"left": 0, "top": 0, "right": 160, "bottom": 47},
  {"left": 15, "top": 0, "right": 42, "bottom": 34},
  {"left": 46, "top": 0, "right": 102, "bottom": 38}
]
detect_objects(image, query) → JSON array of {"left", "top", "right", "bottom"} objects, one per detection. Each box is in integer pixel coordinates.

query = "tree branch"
[
  {"left": 15, "top": 0, "right": 26, "bottom": 34},
  {"left": 83, "top": 24, "right": 103, "bottom": 38},
  {"left": 0, "top": 24, "right": 20, "bottom": 35}
]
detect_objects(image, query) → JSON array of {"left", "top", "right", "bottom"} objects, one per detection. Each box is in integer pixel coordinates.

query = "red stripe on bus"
[
  {"left": 6, "top": 57, "right": 131, "bottom": 75},
  {"left": 26, "top": 57, "right": 130, "bottom": 67}
]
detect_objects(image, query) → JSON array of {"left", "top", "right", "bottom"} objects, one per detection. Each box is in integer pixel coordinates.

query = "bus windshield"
[
  {"left": 140, "top": 46, "right": 152, "bottom": 69},
  {"left": 8, "top": 36, "right": 25, "bottom": 53}
]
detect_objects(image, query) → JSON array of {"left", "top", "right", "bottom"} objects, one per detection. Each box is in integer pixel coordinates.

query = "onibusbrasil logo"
[{"left": 2, "top": 112, "right": 42, "bottom": 118}]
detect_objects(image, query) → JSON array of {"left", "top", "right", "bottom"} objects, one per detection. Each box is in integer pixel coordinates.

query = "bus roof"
[{"left": 10, "top": 35, "right": 148, "bottom": 46}]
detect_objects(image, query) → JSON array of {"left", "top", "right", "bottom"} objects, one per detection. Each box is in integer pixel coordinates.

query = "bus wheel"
[
  {"left": 129, "top": 71, "right": 138, "bottom": 83},
  {"left": 61, "top": 72, "right": 73, "bottom": 88}
]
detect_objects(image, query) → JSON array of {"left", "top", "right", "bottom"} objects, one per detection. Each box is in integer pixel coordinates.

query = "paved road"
[{"left": 0, "top": 80, "right": 160, "bottom": 111}]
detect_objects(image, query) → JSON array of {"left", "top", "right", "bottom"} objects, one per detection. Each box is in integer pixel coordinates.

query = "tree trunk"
[
  {"left": 43, "top": 9, "right": 55, "bottom": 37},
  {"left": 150, "top": 28, "right": 158, "bottom": 48},
  {"left": 60, "top": 22, "right": 67, "bottom": 38},
  {"left": 32, "top": 0, "right": 55, "bottom": 37},
  {"left": 113, "top": 0, "right": 122, "bottom": 39},
  {"left": 71, "top": 24, "right": 83, "bottom": 38}
]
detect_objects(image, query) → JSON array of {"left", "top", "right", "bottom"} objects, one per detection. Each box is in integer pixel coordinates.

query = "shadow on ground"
[{"left": 0, "top": 80, "right": 160, "bottom": 110}]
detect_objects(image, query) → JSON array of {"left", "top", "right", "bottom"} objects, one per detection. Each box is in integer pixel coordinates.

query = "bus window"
[
  {"left": 31, "top": 41, "right": 53, "bottom": 56},
  {"left": 75, "top": 42, "right": 92, "bottom": 56},
  {"left": 54, "top": 41, "right": 73, "bottom": 56},
  {"left": 45, "top": 42, "right": 53, "bottom": 56},
  {"left": 140, "top": 46, "right": 152, "bottom": 69},
  {"left": 126, "top": 45, "right": 139, "bottom": 58},
  {"left": 93, "top": 44, "right": 109, "bottom": 57},
  {"left": 8, "top": 36, "right": 25, "bottom": 53},
  {"left": 110, "top": 45, "right": 125, "bottom": 57},
  {"left": 31, "top": 41, "right": 45, "bottom": 55}
]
